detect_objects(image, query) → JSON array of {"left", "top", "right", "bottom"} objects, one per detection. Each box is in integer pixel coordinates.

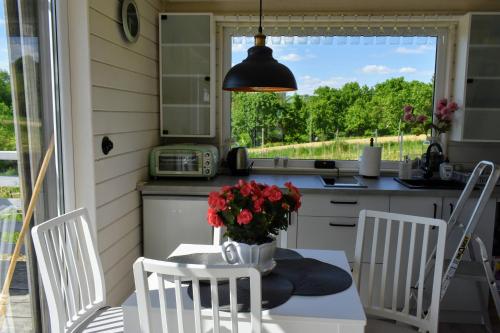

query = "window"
[{"left": 223, "top": 19, "right": 450, "bottom": 167}]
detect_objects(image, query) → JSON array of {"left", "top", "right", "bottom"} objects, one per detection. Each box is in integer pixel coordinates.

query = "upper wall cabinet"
[
  {"left": 451, "top": 13, "right": 500, "bottom": 142},
  {"left": 159, "top": 13, "right": 215, "bottom": 137}
]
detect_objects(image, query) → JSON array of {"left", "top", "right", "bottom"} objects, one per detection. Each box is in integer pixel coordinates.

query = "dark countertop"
[{"left": 138, "top": 174, "right": 496, "bottom": 198}]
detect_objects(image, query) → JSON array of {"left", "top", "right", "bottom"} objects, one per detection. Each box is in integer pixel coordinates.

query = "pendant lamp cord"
[{"left": 258, "top": 0, "right": 263, "bottom": 33}]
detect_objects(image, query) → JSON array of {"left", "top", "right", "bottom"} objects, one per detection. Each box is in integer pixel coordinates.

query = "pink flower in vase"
[
  {"left": 403, "top": 113, "right": 415, "bottom": 121},
  {"left": 437, "top": 99, "right": 447, "bottom": 110},
  {"left": 403, "top": 105, "right": 414, "bottom": 114},
  {"left": 416, "top": 115, "right": 428, "bottom": 123}
]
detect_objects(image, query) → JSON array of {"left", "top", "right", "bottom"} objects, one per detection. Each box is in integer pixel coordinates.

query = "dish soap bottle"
[{"left": 439, "top": 158, "right": 453, "bottom": 180}]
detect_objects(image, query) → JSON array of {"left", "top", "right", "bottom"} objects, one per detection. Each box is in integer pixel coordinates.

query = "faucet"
[{"left": 422, "top": 142, "right": 443, "bottom": 179}]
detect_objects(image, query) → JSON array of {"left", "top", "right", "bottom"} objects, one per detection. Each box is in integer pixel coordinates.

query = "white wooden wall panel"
[
  {"left": 89, "top": 9, "right": 157, "bottom": 60},
  {"left": 90, "top": 35, "right": 158, "bottom": 77},
  {"left": 89, "top": 0, "right": 159, "bottom": 306},
  {"left": 108, "top": 271, "right": 136, "bottom": 306},
  {"left": 93, "top": 111, "right": 158, "bottom": 135},
  {"left": 95, "top": 167, "right": 149, "bottom": 207},
  {"left": 94, "top": 148, "right": 150, "bottom": 183},
  {"left": 100, "top": 226, "right": 141, "bottom": 272},
  {"left": 98, "top": 208, "right": 141, "bottom": 253},
  {"left": 104, "top": 244, "right": 142, "bottom": 295},
  {"left": 94, "top": 131, "right": 158, "bottom": 160},
  {"left": 91, "top": 61, "right": 158, "bottom": 95},
  {"left": 92, "top": 87, "right": 158, "bottom": 112},
  {"left": 96, "top": 191, "right": 141, "bottom": 231}
]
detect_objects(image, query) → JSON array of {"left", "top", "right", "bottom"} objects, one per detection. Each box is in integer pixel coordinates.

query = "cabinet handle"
[
  {"left": 433, "top": 203, "right": 437, "bottom": 219},
  {"left": 330, "top": 200, "right": 358, "bottom": 205},
  {"left": 449, "top": 203, "right": 454, "bottom": 215},
  {"left": 163, "top": 129, "right": 169, "bottom": 135},
  {"left": 329, "top": 222, "right": 356, "bottom": 227},
  {"left": 204, "top": 76, "right": 210, "bottom": 82}
]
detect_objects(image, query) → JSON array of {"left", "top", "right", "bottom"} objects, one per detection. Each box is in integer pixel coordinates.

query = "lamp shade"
[{"left": 222, "top": 43, "right": 297, "bottom": 92}]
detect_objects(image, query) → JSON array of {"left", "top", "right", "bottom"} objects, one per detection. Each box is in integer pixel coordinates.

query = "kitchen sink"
[
  {"left": 394, "top": 177, "right": 466, "bottom": 190},
  {"left": 321, "top": 176, "right": 367, "bottom": 188}
]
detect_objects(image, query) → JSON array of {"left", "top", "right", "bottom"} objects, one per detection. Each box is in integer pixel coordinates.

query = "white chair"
[
  {"left": 31, "top": 208, "right": 124, "bottom": 333},
  {"left": 133, "top": 257, "right": 262, "bottom": 333},
  {"left": 353, "top": 210, "right": 447, "bottom": 333}
]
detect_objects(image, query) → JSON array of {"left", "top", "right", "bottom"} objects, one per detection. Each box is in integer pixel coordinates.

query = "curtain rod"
[{"left": 215, "top": 14, "right": 461, "bottom": 23}]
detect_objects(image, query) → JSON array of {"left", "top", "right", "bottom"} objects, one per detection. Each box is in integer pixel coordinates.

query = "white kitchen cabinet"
[
  {"left": 451, "top": 13, "right": 500, "bottom": 142},
  {"left": 143, "top": 196, "right": 213, "bottom": 260},
  {"left": 159, "top": 13, "right": 215, "bottom": 137},
  {"left": 297, "top": 194, "right": 389, "bottom": 258},
  {"left": 389, "top": 195, "right": 442, "bottom": 218},
  {"left": 300, "top": 194, "right": 389, "bottom": 217}
]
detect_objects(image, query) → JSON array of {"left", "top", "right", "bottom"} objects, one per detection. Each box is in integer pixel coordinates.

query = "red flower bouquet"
[{"left": 207, "top": 180, "right": 302, "bottom": 245}]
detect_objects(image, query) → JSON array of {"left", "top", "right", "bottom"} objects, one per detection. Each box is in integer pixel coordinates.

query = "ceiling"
[{"left": 161, "top": 0, "right": 500, "bottom": 14}]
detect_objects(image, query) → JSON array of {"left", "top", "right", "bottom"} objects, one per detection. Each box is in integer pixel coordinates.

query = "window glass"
[{"left": 230, "top": 35, "right": 438, "bottom": 161}]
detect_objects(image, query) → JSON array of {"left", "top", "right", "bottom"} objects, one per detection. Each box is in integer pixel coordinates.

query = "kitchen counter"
[{"left": 138, "top": 174, "right": 497, "bottom": 197}]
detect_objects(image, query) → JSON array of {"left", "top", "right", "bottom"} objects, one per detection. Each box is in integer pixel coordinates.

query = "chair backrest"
[
  {"left": 31, "top": 208, "right": 106, "bottom": 333},
  {"left": 352, "top": 210, "right": 447, "bottom": 333},
  {"left": 133, "top": 257, "right": 262, "bottom": 333}
]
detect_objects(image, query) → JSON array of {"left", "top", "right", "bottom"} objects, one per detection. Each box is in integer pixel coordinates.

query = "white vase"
[{"left": 221, "top": 239, "right": 276, "bottom": 273}]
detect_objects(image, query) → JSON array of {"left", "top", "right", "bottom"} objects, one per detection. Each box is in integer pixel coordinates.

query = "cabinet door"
[
  {"left": 390, "top": 196, "right": 442, "bottom": 218},
  {"left": 440, "top": 197, "right": 495, "bottom": 315},
  {"left": 441, "top": 197, "right": 495, "bottom": 258},
  {"left": 143, "top": 196, "right": 213, "bottom": 260},
  {"left": 160, "top": 13, "right": 215, "bottom": 137},
  {"left": 297, "top": 216, "right": 358, "bottom": 260}
]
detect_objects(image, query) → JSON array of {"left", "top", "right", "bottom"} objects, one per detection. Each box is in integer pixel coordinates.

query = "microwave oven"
[{"left": 149, "top": 144, "right": 219, "bottom": 178}]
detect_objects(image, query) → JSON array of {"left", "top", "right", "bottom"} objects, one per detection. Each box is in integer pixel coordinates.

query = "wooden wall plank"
[
  {"left": 90, "top": 0, "right": 159, "bottom": 306},
  {"left": 107, "top": 270, "right": 136, "bottom": 306},
  {"left": 94, "top": 130, "right": 158, "bottom": 160},
  {"left": 91, "top": 61, "right": 158, "bottom": 95},
  {"left": 89, "top": 0, "right": 158, "bottom": 27},
  {"left": 104, "top": 245, "right": 142, "bottom": 304},
  {"left": 96, "top": 191, "right": 141, "bottom": 231},
  {"left": 98, "top": 208, "right": 142, "bottom": 253},
  {"left": 93, "top": 111, "right": 158, "bottom": 135},
  {"left": 90, "top": 35, "right": 157, "bottom": 78},
  {"left": 101, "top": 226, "right": 141, "bottom": 273},
  {"left": 92, "top": 86, "right": 158, "bottom": 113},
  {"left": 89, "top": 8, "right": 157, "bottom": 60},
  {"left": 96, "top": 167, "right": 149, "bottom": 207},
  {"left": 95, "top": 148, "right": 150, "bottom": 183}
]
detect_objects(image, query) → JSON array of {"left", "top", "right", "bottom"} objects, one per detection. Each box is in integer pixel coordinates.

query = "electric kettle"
[{"left": 227, "top": 147, "right": 251, "bottom": 176}]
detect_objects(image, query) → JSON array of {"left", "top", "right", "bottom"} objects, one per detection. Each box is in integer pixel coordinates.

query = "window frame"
[{"left": 218, "top": 17, "right": 456, "bottom": 172}]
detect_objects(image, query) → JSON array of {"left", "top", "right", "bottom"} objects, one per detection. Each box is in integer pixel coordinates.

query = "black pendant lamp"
[{"left": 222, "top": 0, "right": 297, "bottom": 92}]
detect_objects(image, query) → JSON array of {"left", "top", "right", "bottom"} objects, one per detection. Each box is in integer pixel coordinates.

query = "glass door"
[
  {"left": 0, "top": 0, "right": 63, "bottom": 331},
  {"left": 160, "top": 14, "right": 214, "bottom": 137}
]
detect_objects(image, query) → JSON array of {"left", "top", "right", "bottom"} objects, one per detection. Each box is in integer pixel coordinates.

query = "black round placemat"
[
  {"left": 273, "top": 258, "right": 353, "bottom": 296},
  {"left": 174, "top": 249, "right": 352, "bottom": 312},
  {"left": 187, "top": 274, "right": 294, "bottom": 312}
]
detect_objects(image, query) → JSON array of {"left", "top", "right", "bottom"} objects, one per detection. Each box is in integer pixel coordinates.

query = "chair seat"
[
  {"left": 78, "top": 307, "right": 124, "bottom": 333},
  {"left": 366, "top": 317, "right": 418, "bottom": 333}
]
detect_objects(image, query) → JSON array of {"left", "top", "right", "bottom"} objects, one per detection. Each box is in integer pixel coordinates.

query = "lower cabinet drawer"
[
  {"left": 297, "top": 216, "right": 389, "bottom": 263},
  {"left": 300, "top": 194, "right": 389, "bottom": 217},
  {"left": 297, "top": 216, "right": 358, "bottom": 261}
]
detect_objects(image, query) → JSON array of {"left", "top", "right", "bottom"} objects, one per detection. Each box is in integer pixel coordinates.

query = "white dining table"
[{"left": 122, "top": 244, "right": 366, "bottom": 333}]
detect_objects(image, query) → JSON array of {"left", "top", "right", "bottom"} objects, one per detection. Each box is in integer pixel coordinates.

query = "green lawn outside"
[
  {"left": 248, "top": 135, "right": 428, "bottom": 161},
  {"left": 0, "top": 186, "right": 20, "bottom": 199}
]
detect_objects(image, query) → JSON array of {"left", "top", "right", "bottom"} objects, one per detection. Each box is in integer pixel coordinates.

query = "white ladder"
[{"left": 414, "top": 161, "right": 500, "bottom": 330}]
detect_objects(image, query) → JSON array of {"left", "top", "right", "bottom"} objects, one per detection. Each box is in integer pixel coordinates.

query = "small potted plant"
[{"left": 207, "top": 179, "right": 301, "bottom": 272}]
